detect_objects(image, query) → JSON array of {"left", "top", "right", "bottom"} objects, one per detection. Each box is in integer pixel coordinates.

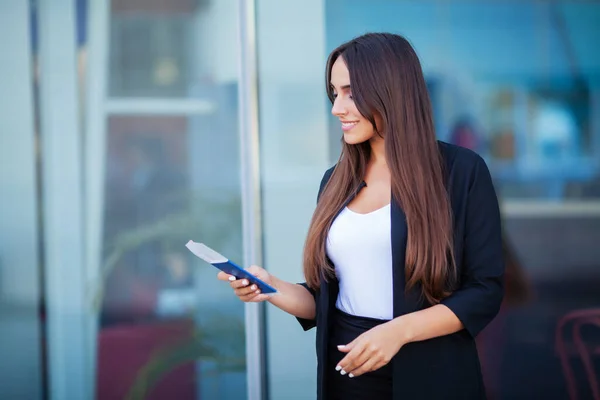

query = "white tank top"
[{"left": 326, "top": 204, "right": 393, "bottom": 320}]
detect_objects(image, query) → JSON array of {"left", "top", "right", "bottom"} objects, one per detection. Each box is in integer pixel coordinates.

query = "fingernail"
[
  {"left": 335, "top": 365, "right": 341, "bottom": 371},
  {"left": 243, "top": 280, "right": 249, "bottom": 285},
  {"left": 349, "top": 373, "right": 354, "bottom": 378},
  {"left": 340, "top": 369, "right": 347, "bottom": 376},
  {"left": 228, "top": 276, "right": 236, "bottom": 281},
  {"left": 337, "top": 345, "right": 345, "bottom": 349},
  {"left": 255, "top": 290, "right": 260, "bottom": 294},
  {"left": 251, "top": 285, "right": 257, "bottom": 290}
]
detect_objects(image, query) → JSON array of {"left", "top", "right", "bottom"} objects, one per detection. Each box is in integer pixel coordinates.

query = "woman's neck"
[{"left": 369, "top": 136, "right": 387, "bottom": 166}]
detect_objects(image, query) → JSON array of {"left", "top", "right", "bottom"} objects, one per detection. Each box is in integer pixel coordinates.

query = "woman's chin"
[{"left": 342, "top": 132, "right": 369, "bottom": 145}]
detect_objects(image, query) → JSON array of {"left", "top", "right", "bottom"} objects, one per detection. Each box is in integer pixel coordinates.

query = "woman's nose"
[{"left": 331, "top": 97, "right": 347, "bottom": 117}]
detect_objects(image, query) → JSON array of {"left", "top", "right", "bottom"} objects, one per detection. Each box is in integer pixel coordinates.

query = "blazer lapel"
[
  {"left": 391, "top": 198, "right": 409, "bottom": 317},
  {"left": 391, "top": 197, "right": 423, "bottom": 317}
]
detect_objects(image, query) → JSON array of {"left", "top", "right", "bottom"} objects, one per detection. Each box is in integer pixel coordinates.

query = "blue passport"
[{"left": 185, "top": 240, "right": 279, "bottom": 295}]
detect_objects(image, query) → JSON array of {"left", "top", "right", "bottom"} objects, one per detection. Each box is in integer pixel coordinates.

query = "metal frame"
[
  {"left": 0, "top": 1, "right": 43, "bottom": 398},
  {"left": 38, "top": 1, "right": 88, "bottom": 399},
  {"left": 237, "top": 0, "right": 267, "bottom": 399},
  {"left": 38, "top": 0, "right": 268, "bottom": 398},
  {"left": 105, "top": 98, "right": 215, "bottom": 115},
  {"left": 84, "top": 0, "right": 110, "bottom": 398}
]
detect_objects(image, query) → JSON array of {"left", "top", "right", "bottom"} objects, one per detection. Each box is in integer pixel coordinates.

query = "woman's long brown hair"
[{"left": 303, "top": 33, "right": 456, "bottom": 305}]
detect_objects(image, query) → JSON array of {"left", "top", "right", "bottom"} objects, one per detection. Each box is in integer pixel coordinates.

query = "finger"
[
  {"left": 246, "top": 265, "right": 261, "bottom": 274},
  {"left": 235, "top": 283, "right": 260, "bottom": 297},
  {"left": 337, "top": 344, "right": 351, "bottom": 353},
  {"left": 372, "top": 358, "right": 391, "bottom": 372},
  {"left": 240, "top": 289, "right": 264, "bottom": 302},
  {"left": 347, "top": 357, "right": 378, "bottom": 378},
  {"left": 341, "top": 347, "right": 370, "bottom": 375},
  {"left": 217, "top": 271, "right": 233, "bottom": 281},
  {"left": 230, "top": 279, "right": 251, "bottom": 289},
  {"left": 337, "top": 335, "right": 358, "bottom": 352},
  {"left": 336, "top": 343, "right": 366, "bottom": 375}
]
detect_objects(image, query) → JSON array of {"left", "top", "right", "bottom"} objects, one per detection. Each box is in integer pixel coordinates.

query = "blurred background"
[{"left": 0, "top": 0, "right": 599, "bottom": 399}]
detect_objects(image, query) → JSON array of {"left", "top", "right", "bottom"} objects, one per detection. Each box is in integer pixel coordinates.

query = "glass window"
[
  {"left": 258, "top": 1, "right": 600, "bottom": 399},
  {"left": 89, "top": 1, "right": 247, "bottom": 399},
  {"left": 256, "top": 1, "right": 330, "bottom": 399},
  {"left": 326, "top": 0, "right": 600, "bottom": 202},
  {"left": 323, "top": 2, "right": 600, "bottom": 399}
]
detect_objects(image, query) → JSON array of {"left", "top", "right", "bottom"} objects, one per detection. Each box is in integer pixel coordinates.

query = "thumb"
[
  {"left": 337, "top": 339, "right": 356, "bottom": 353},
  {"left": 246, "top": 265, "right": 262, "bottom": 275}
]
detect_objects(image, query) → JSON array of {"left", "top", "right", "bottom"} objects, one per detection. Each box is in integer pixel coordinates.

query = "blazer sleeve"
[
  {"left": 296, "top": 283, "right": 317, "bottom": 331},
  {"left": 441, "top": 155, "right": 505, "bottom": 338},
  {"left": 295, "top": 167, "right": 335, "bottom": 331}
]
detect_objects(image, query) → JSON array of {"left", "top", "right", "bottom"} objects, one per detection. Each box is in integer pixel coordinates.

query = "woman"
[{"left": 218, "top": 32, "right": 504, "bottom": 400}]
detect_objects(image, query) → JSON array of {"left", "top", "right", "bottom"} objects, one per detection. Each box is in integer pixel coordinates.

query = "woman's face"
[{"left": 330, "top": 57, "right": 378, "bottom": 145}]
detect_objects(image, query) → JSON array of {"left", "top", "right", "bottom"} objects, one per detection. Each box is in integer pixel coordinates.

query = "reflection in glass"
[
  {"left": 96, "top": 118, "right": 246, "bottom": 400},
  {"left": 323, "top": 1, "right": 600, "bottom": 399},
  {"left": 91, "top": 1, "right": 247, "bottom": 399}
]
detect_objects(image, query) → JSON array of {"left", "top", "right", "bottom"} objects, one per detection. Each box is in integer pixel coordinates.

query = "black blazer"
[{"left": 297, "top": 141, "right": 505, "bottom": 400}]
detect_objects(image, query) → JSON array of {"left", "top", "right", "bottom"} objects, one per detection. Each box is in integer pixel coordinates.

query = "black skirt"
[{"left": 326, "top": 309, "right": 393, "bottom": 400}]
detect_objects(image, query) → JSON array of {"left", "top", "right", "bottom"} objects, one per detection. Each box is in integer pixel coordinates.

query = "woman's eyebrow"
[{"left": 330, "top": 83, "right": 351, "bottom": 91}]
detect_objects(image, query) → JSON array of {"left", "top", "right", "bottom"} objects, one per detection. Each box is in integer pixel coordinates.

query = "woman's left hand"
[{"left": 336, "top": 319, "right": 406, "bottom": 378}]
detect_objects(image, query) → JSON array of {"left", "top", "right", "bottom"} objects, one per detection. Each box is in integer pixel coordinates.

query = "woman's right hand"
[{"left": 217, "top": 265, "right": 273, "bottom": 303}]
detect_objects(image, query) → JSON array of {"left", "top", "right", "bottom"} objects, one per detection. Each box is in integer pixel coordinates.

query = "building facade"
[{"left": 1, "top": 1, "right": 599, "bottom": 399}]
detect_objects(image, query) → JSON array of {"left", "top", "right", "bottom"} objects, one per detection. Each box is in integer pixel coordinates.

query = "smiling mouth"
[{"left": 341, "top": 121, "right": 358, "bottom": 131}]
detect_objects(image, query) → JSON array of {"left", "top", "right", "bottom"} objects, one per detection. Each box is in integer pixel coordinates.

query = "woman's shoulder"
[
  {"left": 437, "top": 140, "right": 485, "bottom": 168},
  {"left": 437, "top": 140, "right": 490, "bottom": 179},
  {"left": 316, "top": 165, "right": 337, "bottom": 201},
  {"left": 319, "top": 165, "right": 336, "bottom": 189},
  {"left": 321, "top": 165, "right": 336, "bottom": 182},
  {"left": 437, "top": 140, "right": 496, "bottom": 201}
]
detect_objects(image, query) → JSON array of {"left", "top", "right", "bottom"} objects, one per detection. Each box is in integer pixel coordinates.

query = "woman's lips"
[{"left": 341, "top": 121, "right": 358, "bottom": 132}]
